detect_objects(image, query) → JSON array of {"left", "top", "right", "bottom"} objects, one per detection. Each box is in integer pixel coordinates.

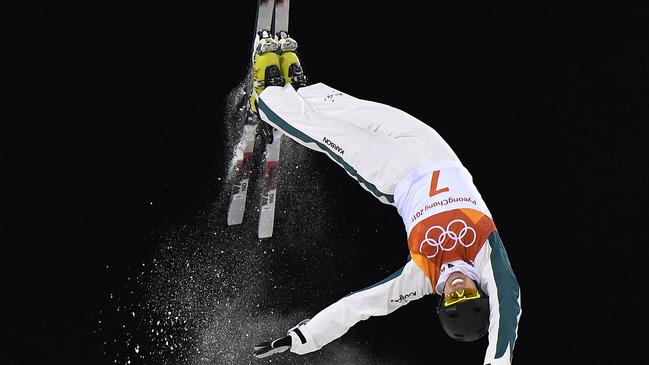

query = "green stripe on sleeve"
[
  {"left": 489, "top": 231, "right": 521, "bottom": 359},
  {"left": 343, "top": 265, "right": 405, "bottom": 298}
]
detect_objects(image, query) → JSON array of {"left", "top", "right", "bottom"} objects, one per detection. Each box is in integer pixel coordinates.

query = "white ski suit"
[{"left": 258, "top": 83, "right": 521, "bottom": 365}]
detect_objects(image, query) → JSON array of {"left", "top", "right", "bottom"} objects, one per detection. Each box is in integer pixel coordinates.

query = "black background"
[{"left": 7, "top": 1, "right": 648, "bottom": 364}]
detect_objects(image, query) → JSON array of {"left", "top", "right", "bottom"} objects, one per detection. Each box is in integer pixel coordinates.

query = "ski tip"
[
  {"left": 258, "top": 228, "right": 273, "bottom": 239},
  {"left": 227, "top": 214, "right": 244, "bottom": 226}
]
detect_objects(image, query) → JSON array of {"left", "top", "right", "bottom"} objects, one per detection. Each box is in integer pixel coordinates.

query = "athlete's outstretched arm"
[
  {"left": 253, "top": 259, "right": 433, "bottom": 358},
  {"left": 286, "top": 259, "right": 433, "bottom": 354},
  {"left": 474, "top": 232, "right": 522, "bottom": 365}
]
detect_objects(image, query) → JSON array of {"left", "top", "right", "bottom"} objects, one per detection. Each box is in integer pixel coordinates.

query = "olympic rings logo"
[{"left": 418, "top": 219, "right": 476, "bottom": 258}]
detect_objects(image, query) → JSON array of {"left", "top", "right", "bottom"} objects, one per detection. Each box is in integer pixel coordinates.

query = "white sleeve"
[
  {"left": 289, "top": 259, "right": 433, "bottom": 354},
  {"left": 474, "top": 232, "right": 522, "bottom": 365}
]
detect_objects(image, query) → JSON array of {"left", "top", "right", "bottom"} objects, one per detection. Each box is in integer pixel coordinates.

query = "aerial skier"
[{"left": 248, "top": 31, "right": 522, "bottom": 365}]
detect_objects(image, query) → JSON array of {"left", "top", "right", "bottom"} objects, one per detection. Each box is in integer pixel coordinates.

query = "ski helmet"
[{"left": 436, "top": 288, "right": 490, "bottom": 342}]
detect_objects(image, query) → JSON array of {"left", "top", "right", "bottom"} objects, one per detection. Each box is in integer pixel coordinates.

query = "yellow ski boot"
[
  {"left": 277, "top": 31, "right": 307, "bottom": 88},
  {"left": 250, "top": 30, "right": 285, "bottom": 115}
]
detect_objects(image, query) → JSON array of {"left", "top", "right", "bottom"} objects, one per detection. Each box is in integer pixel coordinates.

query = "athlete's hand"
[{"left": 253, "top": 334, "right": 291, "bottom": 358}]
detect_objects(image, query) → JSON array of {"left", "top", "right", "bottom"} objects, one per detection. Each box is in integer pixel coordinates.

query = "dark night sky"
[{"left": 7, "top": 1, "right": 648, "bottom": 364}]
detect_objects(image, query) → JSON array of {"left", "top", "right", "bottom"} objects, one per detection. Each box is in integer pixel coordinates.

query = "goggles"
[{"left": 443, "top": 288, "right": 481, "bottom": 307}]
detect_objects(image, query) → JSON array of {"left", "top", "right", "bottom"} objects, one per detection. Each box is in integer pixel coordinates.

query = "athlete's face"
[{"left": 443, "top": 272, "right": 478, "bottom": 298}]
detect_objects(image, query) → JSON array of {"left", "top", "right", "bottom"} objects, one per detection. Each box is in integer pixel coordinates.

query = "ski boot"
[
  {"left": 250, "top": 30, "right": 285, "bottom": 144},
  {"left": 250, "top": 30, "right": 284, "bottom": 114},
  {"left": 277, "top": 31, "right": 307, "bottom": 88}
]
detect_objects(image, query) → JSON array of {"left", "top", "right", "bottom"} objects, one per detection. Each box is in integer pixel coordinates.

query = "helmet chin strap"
[
  {"left": 451, "top": 278, "right": 465, "bottom": 286},
  {"left": 435, "top": 260, "right": 480, "bottom": 295}
]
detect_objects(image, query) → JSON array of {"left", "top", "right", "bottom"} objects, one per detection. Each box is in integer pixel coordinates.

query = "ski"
[
  {"left": 227, "top": 0, "right": 295, "bottom": 238},
  {"left": 226, "top": 120, "right": 256, "bottom": 226},
  {"left": 257, "top": 128, "right": 283, "bottom": 238},
  {"left": 257, "top": 0, "right": 290, "bottom": 238},
  {"left": 226, "top": 0, "right": 275, "bottom": 226}
]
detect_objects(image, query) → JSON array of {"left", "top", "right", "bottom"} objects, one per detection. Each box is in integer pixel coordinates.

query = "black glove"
[
  {"left": 253, "top": 334, "right": 291, "bottom": 358},
  {"left": 258, "top": 121, "right": 275, "bottom": 145}
]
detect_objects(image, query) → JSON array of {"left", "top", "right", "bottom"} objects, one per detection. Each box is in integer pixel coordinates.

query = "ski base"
[
  {"left": 227, "top": 122, "right": 257, "bottom": 225},
  {"left": 258, "top": 129, "right": 283, "bottom": 238}
]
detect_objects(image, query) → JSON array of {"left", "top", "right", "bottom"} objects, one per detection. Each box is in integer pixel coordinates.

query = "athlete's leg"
[
  {"left": 296, "top": 83, "right": 460, "bottom": 163},
  {"left": 258, "top": 84, "right": 457, "bottom": 205}
]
